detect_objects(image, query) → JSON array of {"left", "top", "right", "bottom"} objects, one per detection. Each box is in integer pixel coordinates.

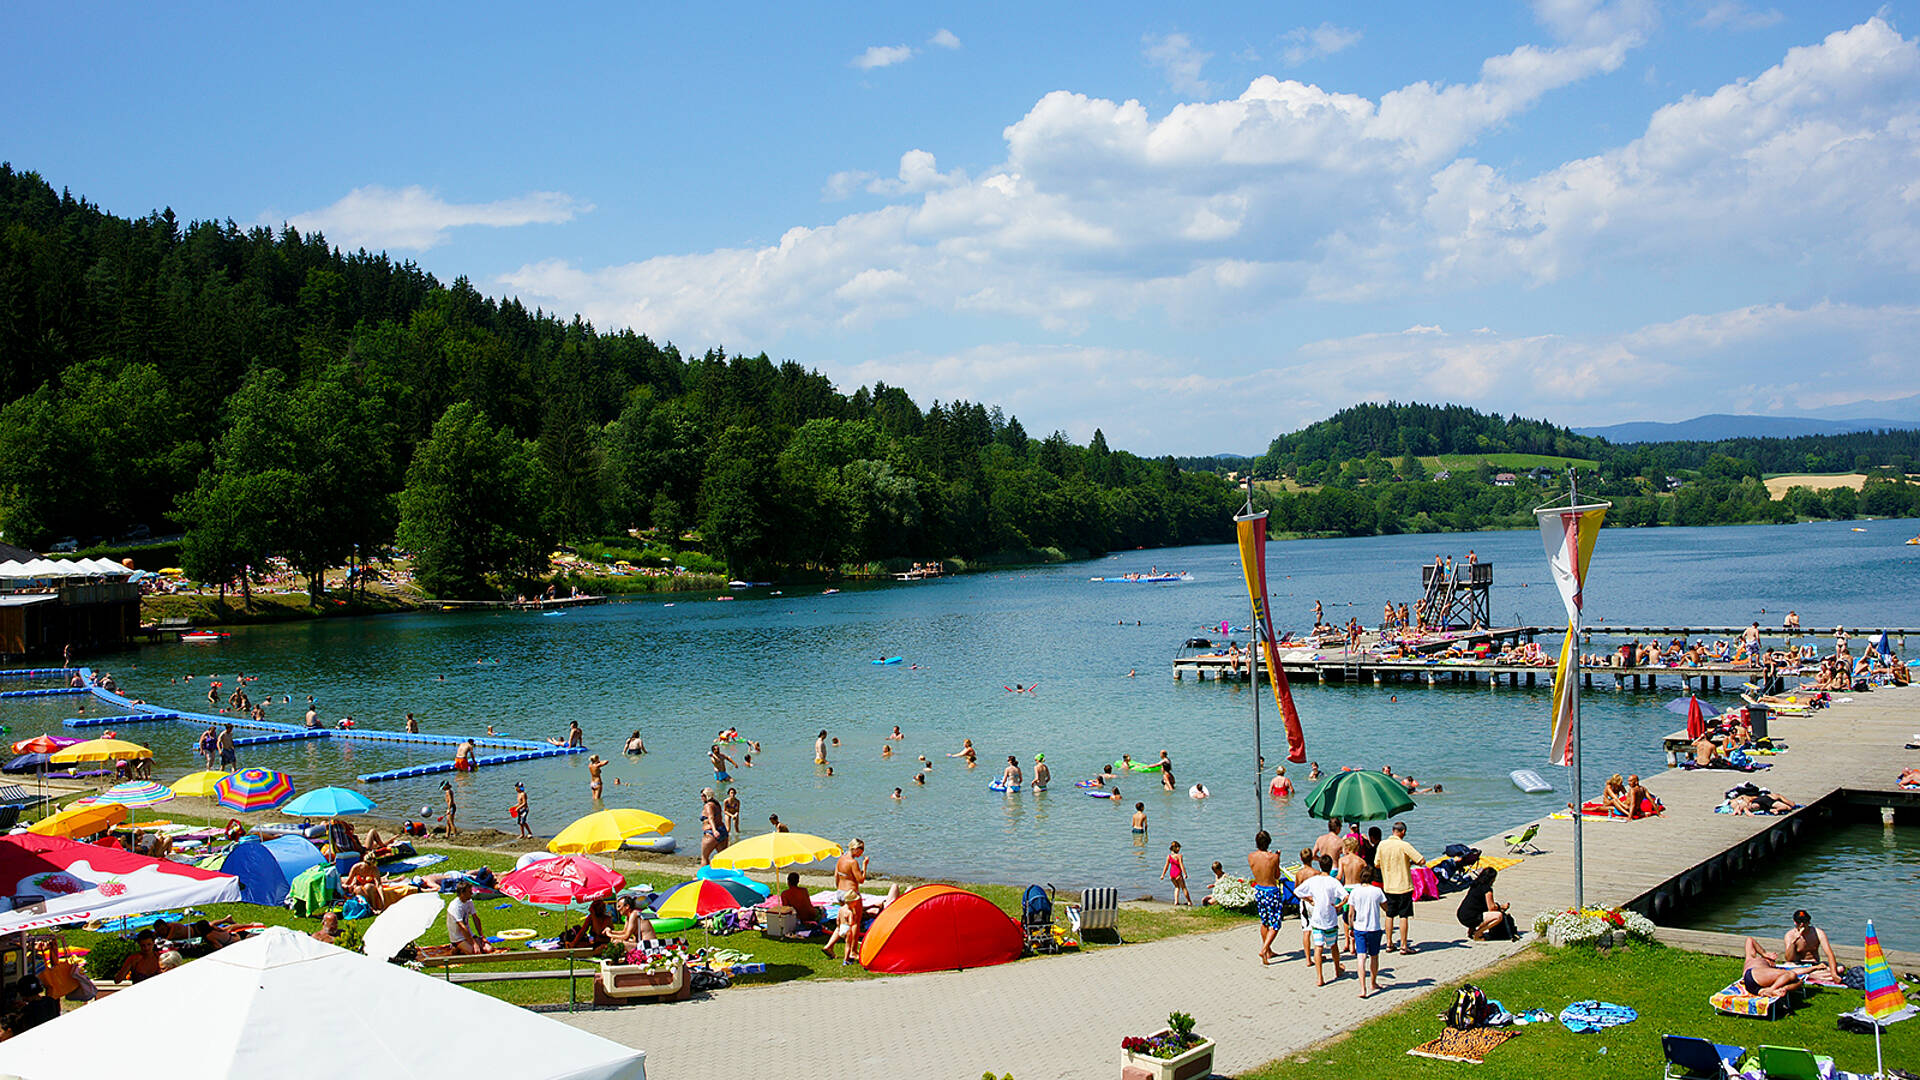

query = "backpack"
[{"left": 1447, "top": 984, "right": 1490, "bottom": 1030}]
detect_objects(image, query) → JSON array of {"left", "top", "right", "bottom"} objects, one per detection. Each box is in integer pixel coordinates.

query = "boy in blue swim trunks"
[{"left": 1247, "top": 830, "right": 1284, "bottom": 965}]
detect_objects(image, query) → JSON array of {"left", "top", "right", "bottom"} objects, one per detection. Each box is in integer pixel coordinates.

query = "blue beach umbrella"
[
  {"left": 282, "top": 786, "right": 376, "bottom": 817},
  {"left": 1664, "top": 695, "right": 1720, "bottom": 719}
]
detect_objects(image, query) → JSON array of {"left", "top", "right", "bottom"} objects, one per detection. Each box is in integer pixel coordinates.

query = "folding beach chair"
[
  {"left": 1754, "top": 1045, "right": 1833, "bottom": 1080},
  {"left": 1066, "top": 887, "right": 1120, "bottom": 942},
  {"left": 1660, "top": 1034, "right": 1744, "bottom": 1079},
  {"left": 1502, "top": 822, "right": 1542, "bottom": 856}
]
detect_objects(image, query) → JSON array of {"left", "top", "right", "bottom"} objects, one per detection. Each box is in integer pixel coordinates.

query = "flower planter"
[
  {"left": 592, "top": 960, "right": 691, "bottom": 1005},
  {"left": 1120, "top": 1030, "right": 1214, "bottom": 1080}
]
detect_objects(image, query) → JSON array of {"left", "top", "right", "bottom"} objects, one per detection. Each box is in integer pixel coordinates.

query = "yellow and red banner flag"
[
  {"left": 1235, "top": 509, "right": 1306, "bottom": 763},
  {"left": 1535, "top": 501, "right": 1607, "bottom": 767}
]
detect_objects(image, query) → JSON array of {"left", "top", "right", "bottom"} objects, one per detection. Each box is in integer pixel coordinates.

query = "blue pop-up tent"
[
  {"left": 261, "top": 835, "right": 326, "bottom": 883},
  {"left": 199, "top": 838, "right": 290, "bottom": 906}
]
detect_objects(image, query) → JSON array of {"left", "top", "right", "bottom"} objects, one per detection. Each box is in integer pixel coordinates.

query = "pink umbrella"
[{"left": 497, "top": 855, "right": 624, "bottom": 909}]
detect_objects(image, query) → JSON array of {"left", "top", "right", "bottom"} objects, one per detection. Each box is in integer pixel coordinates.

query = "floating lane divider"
[
  {"left": 357, "top": 745, "right": 585, "bottom": 784},
  {"left": 63, "top": 712, "right": 184, "bottom": 729},
  {"left": 0, "top": 687, "right": 89, "bottom": 698},
  {"left": 0, "top": 669, "right": 72, "bottom": 680},
  {"left": 234, "top": 730, "right": 329, "bottom": 747}
]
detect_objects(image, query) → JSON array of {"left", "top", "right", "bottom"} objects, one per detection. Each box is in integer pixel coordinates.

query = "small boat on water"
[
  {"left": 179, "top": 631, "right": 228, "bottom": 644},
  {"left": 1090, "top": 572, "right": 1193, "bottom": 583}
]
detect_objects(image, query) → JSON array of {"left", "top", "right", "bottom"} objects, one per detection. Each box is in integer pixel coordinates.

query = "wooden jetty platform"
[
  {"left": 1450, "top": 683, "right": 1918, "bottom": 932},
  {"left": 430, "top": 593, "right": 609, "bottom": 611},
  {"left": 1175, "top": 643, "right": 1757, "bottom": 692}
]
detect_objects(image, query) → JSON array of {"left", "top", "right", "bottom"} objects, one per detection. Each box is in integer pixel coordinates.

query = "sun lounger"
[
  {"left": 1752, "top": 1044, "right": 1835, "bottom": 1080},
  {"left": 1502, "top": 823, "right": 1542, "bottom": 855},
  {"left": 1661, "top": 1034, "right": 1744, "bottom": 1079},
  {"left": 1710, "top": 979, "right": 1803, "bottom": 1019},
  {"left": 1065, "top": 887, "right": 1119, "bottom": 941}
]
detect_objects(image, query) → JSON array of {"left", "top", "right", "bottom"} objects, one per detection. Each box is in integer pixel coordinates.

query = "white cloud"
[
  {"left": 853, "top": 44, "right": 914, "bottom": 70},
  {"left": 285, "top": 185, "right": 588, "bottom": 252},
  {"left": 1696, "top": 2, "right": 1786, "bottom": 31},
  {"left": 1424, "top": 18, "right": 1920, "bottom": 284},
  {"left": 1280, "top": 23, "right": 1362, "bottom": 66},
  {"left": 493, "top": 16, "right": 1920, "bottom": 450},
  {"left": 1143, "top": 32, "right": 1213, "bottom": 97},
  {"left": 929, "top": 28, "right": 961, "bottom": 50}
]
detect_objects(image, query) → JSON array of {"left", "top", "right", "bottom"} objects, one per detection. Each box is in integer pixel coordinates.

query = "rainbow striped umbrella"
[
  {"left": 652, "top": 878, "right": 763, "bottom": 919},
  {"left": 93, "top": 781, "right": 175, "bottom": 809},
  {"left": 214, "top": 768, "right": 295, "bottom": 812},
  {"left": 1863, "top": 919, "right": 1909, "bottom": 1077}
]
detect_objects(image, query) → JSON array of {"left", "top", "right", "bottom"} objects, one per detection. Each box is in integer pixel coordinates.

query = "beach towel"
[
  {"left": 1406, "top": 1027, "right": 1518, "bottom": 1063},
  {"left": 1710, "top": 979, "right": 1792, "bottom": 1019},
  {"left": 380, "top": 852, "right": 448, "bottom": 875},
  {"left": 1780, "top": 963, "right": 1846, "bottom": 988},
  {"left": 1558, "top": 1000, "right": 1637, "bottom": 1033},
  {"left": 1409, "top": 865, "right": 1439, "bottom": 902}
]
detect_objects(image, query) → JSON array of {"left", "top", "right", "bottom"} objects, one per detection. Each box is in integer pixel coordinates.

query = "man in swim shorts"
[
  {"left": 1248, "top": 830, "right": 1285, "bottom": 964},
  {"left": 1742, "top": 935, "right": 1803, "bottom": 998},
  {"left": 709, "top": 743, "right": 735, "bottom": 782},
  {"left": 1781, "top": 909, "right": 1845, "bottom": 981},
  {"left": 511, "top": 783, "right": 531, "bottom": 838}
]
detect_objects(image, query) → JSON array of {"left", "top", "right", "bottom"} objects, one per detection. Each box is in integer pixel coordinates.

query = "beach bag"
[
  {"left": 1447, "top": 985, "right": 1491, "bottom": 1030},
  {"left": 1442, "top": 844, "right": 1481, "bottom": 866},
  {"left": 341, "top": 897, "right": 371, "bottom": 920}
]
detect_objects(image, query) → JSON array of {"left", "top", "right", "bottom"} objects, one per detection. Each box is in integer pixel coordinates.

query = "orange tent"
[{"left": 856, "top": 884, "right": 1024, "bottom": 973}]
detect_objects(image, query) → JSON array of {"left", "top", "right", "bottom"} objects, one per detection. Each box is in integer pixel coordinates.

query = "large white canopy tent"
[{"left": 0, "top": 927, "right": 648, "bottom": 1080}]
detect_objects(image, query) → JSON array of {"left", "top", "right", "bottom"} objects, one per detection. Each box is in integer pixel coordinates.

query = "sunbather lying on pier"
[{"left": 1725, "top": 789, "right": 1796, "bottom": 815}]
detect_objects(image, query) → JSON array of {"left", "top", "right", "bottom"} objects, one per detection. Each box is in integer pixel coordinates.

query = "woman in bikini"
[{"left": 699, "top": 789, "right": 728, "bottom": 863}]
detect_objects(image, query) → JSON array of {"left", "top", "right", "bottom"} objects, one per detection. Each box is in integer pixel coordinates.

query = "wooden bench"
[{"left": 415, "top": 947, "right": 600, "bottom": 1007}]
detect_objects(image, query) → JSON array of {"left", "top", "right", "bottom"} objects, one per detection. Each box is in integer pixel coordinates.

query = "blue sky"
[{"left": 7, "top": 1, "right": 1918, "bottom": 453}]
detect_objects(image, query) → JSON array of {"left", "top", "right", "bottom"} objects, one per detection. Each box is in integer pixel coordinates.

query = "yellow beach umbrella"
[
  {"left": 709, "top": 832, "right": 842, "bottom": 872},
  {"left": 28, "top": 802, "right": 128, "bottom": 838},
  {"left": 170, "top": 771, "right": 230, "bottom": 798},
  {"left": 548, "top": 808, "right": 675, "bottom": 854},
  {"left": 49, "top": 739, "right": 153, "bottom": 765}
]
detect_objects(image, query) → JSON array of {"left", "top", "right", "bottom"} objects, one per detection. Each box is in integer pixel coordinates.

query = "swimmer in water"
[
  {"left": 1131, "top": 803, "right": 1146, "bottom": 832},
  {"left": 888, "top": 726, "right": 903, "bottom": 740},
  {"left": 1190, "top": 784, "right": 1210, "bottom": 799},
  {"left": 913, "top": 773, "right": 926, "bottom": 785},
  {"left": 1032, "top": 753, "right": 1050, "bottom": 790},
  {"left": 1001, "top": 755, "right": 1022, "bottom": 787},
  {"left": 587, "top": 755, "right": 605, "bottom": 797},
  {"left": 825, "top": 766, "right": 834, "bottom": 777},
  {"left": 948, "top": 739, "right": 977, "bottom": 767},
  {"left": 881, "top": 744, "right": 893, "bottom": 758},
  {"left": 891, "top": 788, "right": 903, "bottom": 800}
]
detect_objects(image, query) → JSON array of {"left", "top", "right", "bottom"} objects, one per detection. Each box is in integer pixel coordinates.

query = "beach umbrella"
[
  {"left": 283, "top": 786, "right": 376, "bottom": 818},
  {"left": 170, "top": 770, "right": 230, "bottom": 798},
  {"left": 498, "top": 855, "right": 625, "bottom": 909},
  {"left": 93, "top": 780, "right": 175, "bottom": 809},
  {"left": 708, "top": 831, "right": 842, "bottom": 872},
  {"left": 11, "top": 735, "right": 67, "bottom": 755},
  {"left": 363, "top": 892, "right": 446, "bottom": 962},
  {"left": 49, "top": 738, "right": 152, "bottom": 765},
  {"left": 1862, "top": 920, "right": 1911, "bottom": 1078},
  {"left": 1685, "top": 697, "right": 1708, "bottom": 741},
  {"left": 27, "top": 801, "right": 128, "bottom": 838},
  {"left": 215, "top": 768, "right": 295, "bottom": 812},
  {"left": 547, "top": 808, "right": 675, "bottom": 854},
  {"left": 1303, "top": 769, "right": 1416, "bottom": 822},
  {"left": 652, "top": 878, "right": 762, "bottom": 920},
  {"left": 3, "top": 752, "right": 53, "bottom": 774},
  {"left": 1665, "top": 694, "right": 1721, "bottom": 719}
]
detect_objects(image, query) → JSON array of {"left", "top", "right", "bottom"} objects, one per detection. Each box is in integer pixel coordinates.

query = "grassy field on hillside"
[{"left": 1422, "top": 453, "right": 1598, "bottom": 473}]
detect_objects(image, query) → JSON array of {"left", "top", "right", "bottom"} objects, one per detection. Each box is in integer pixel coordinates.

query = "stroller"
[{"left": 1021, "top": 884, "right": 1060, "bottom": 955}]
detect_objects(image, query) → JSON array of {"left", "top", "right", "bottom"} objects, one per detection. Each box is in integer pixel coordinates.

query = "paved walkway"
[
  {"left": 564, "top": 685, "right": 1914, "bottom": 1078},
  {"left": 564, "top": 912, "right": 1522, "bottom": 1079}
]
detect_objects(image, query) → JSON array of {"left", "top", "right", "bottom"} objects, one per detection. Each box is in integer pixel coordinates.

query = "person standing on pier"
[{"left": 1374, "top": 822, "right": 1422, "bottom": 955}]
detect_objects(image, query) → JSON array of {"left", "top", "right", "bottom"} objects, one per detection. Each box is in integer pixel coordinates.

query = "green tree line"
[{"left": 0, "top": 166, "right": 1239, "bottom": 596}]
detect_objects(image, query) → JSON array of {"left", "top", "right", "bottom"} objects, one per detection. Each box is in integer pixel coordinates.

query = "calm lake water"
[
  {"left": 1683, "top": 821, "right": 1919, "bottom": 951},
  {"left": 11, "top": 518, "right": 1918, "bottom": 905}
]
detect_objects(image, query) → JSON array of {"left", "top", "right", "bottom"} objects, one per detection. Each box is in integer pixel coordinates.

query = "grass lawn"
[
  {"left": 1240, "top": 942, "right": 1917, "bottom": 1079},
  {"left": 65, "top": 847, "right": 1252, "bottom": 1007},
  {"left": 1423, "top": 453, "right": 1599, "bottom": 473}
]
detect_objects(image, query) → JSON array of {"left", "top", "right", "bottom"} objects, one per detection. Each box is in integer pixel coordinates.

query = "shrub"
[{"left": 85, "top": 937, "right": 139, "bottom": 981}]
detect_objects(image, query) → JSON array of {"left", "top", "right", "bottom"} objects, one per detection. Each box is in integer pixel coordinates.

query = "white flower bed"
[
  {"left": 1532, "top": 907, "right": 1657, "bottom": 947},
  {"left": 1208, "top": 875, "right": 1256, "bottom": 910}
]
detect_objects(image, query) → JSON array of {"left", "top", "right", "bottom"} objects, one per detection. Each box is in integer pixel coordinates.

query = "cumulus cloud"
[
  {"left": 286, "top": 185, "right": 588, "bottom": 252},
  {"left": 852, "top": 44, "right": 914, "bottom": 70},
  {"left": 494, "top": 15, "right": 1920, "bottom": 450},
  {"left": 1143, "top": 32, "right": 1213, "bottom": 97},
  {"left": 1695, "top": 2, "right": 1785, "bottom": 31},
  {"left": 1281, "top": 23, "right": 1362, "bottom": 66},
  {"left": 929, "top": 28, "right": 961, "bottom": 50}
]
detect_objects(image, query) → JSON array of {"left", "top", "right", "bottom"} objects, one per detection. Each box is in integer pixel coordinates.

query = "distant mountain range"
[{"left": 1575, "top": 411, "right": 1920, "bottom": 443}]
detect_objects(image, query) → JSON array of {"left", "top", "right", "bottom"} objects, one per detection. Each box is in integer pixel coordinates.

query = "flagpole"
[
  {"left": 1569, "top": 467, "right": 1584, "bottom": 912},
  {"left": 1246, "top": 476, "right": 1265, "bottom": 835}
]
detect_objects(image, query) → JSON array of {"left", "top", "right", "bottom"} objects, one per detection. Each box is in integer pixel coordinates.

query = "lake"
[{"left": 13, "top": 517, "right": 1917, "bottom": 899}]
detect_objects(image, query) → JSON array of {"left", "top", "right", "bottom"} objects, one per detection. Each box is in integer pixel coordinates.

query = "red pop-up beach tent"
[{"left": 857, "top": 884, "right": 1024, "bottom": 973}]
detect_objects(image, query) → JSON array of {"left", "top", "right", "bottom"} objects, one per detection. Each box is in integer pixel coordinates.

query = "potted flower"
[{"left": 1119, "top": 1011, "right": 1213, "bottom": 1080}]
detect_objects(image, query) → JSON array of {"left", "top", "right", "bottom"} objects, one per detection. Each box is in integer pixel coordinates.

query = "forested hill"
[
  {"left": 1258, "top": 403, "right": 1606, "bottom": 472},
  {"left": 0, "top": 165, "right": 1238, "bottom": 595}
]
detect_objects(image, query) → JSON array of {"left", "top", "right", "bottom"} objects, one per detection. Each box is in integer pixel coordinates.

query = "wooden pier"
[
  {"left": 1175, "top": 649, "right": 1755, "bottom": 693},
  {"left": 1453, "top": 683, "right": 1918, "bottom": 929}
]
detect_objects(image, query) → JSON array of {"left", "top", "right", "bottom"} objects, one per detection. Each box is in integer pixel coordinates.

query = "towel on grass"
[
  {"left": 1559, "top": 1000, "right": 1637, "bottom": 1033},
  {"left": 380, "top": 852, "right": 448, "bottom": 874},
  {"left": 1406, "top": 1027, "right": 1518, "bottom": 1063}
]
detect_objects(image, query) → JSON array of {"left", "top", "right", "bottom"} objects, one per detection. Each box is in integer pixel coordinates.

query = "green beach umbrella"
[{"left": 1303, "top": 769, "right": 1415, "bottom": 822}]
